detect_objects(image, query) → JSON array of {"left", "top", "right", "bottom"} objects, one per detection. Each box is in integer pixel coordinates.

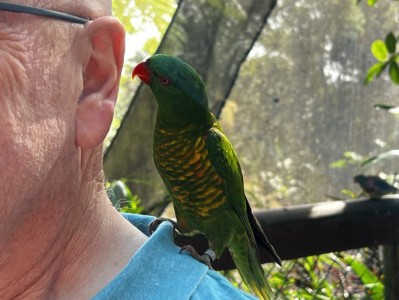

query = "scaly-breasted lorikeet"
[{"left": 132, "top": 54, "right": 281, "bottom": 299}]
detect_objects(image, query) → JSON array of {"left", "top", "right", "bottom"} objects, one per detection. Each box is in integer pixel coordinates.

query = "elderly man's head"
[
  {"left": 1, "top": 0, "right": 124, "bottom": 203},
  {"left": 0, "top": 0, "right": 130, "bottom": 299}
]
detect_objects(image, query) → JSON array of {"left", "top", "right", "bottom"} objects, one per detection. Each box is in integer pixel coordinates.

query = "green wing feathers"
[
  {"left": 206, "top": 126, "right": 279, "bottom": 299},
  {"left": 205, "top": 126, "right": 246, "bottom": 212},
  {"left": 246, "top": 200, "right": 282, "bottom": 266}
]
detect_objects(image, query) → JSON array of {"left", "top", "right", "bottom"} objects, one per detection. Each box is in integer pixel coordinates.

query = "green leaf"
[
  {"left": 343, "top": 151, "right": 363, "bottom": 161},
  {"left": 389, "top": 60, "right": 399, "bottom": 84},
  {"left": 374, "top": 103, "right": 399, "bottom": 113},
  {"left": 341, "top": 189, "right": 358, "bottom": 199},
  {"left": 340, "top": 254, "right": 384, "bottom": 299},
  {"left": 385, "top": 32, "right": 396, "bottom": 54},
  {"left": 371, "top": 40, "right": 389, "bottom": 62},
  {"left": 364, "top": 62, "right": 386, "bottom": 84},
  {"left": 374, "top": 103, "right": 396, "bottom": 110},
  {"left": 361, "top": 150, "right": 399, "bottom": 166},
  {"left": 329, "top": 159, "right": 347, "bottom": 168},
  {"left": 367, "top": 0, "right": 378, "bottom": 5}
]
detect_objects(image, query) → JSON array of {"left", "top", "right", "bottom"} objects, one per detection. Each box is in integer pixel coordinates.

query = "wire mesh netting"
[
  {"left": 106, "top": 0, "right": 399, "bottom": 210},
  {"left": 223, "top": 246, "right": 396, "bottom": 299},
  {"left": 270, "top": 248, "right": 383, "bottom": 299}
]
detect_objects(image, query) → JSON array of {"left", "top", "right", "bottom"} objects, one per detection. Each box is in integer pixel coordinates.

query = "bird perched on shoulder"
[
  {"left": 132, "top": 54, "right": 281, "bottom": 300},
  {"left": 353, "top": 174, "right": 398, "bottom": 199}
]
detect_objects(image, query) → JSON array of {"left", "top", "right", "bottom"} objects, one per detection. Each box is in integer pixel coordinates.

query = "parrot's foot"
[
  {"left": 149, "top": 217, "right": 179, "bottom": 234},
  {"left": 180, "top": 245, "right": 216, "bottom": 269}
]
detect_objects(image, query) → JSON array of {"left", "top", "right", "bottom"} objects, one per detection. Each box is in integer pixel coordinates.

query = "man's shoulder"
[{"left": 94, "top": 213, "right": 256, "bottom": 300}]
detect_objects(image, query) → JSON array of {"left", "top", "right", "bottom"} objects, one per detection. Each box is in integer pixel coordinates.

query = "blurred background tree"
[{"left": 106, "top": 0, "right": 177, "bottom": 148}]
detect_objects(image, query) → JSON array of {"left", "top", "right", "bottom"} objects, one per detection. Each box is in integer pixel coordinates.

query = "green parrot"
[{"left": 132, "top": 54, "right": 281, "bottom": 299}]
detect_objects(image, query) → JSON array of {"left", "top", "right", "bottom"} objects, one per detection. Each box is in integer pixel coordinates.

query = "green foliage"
[
  {"left": 371, "top": 40, "right": 389, "bottom": 62},
  {"left": 223, "top": 252, "right": 383, "bottom": 299},
  {"left": 105, "top": 0, "right": 177, "bottom": 149},
  {"left": 112, "top": 0, "right": 176, "bottom": 35},
  {"left": 112, "top": 0, "right": 136, "bottom": 33},
  {"left": 362, "top": 5, "right": 399, "bottom": 172},
  {"left": 385, "top": 32, "right": 396, "bottom": 54},
  {"left": 106, "top": 179, "right": 144, "bottom": 213},
  {"left": 341, "top": 188, "right": 359, "bottom": 199},
  {"left": 119, "top": 194, "right": 143, "bottom": 214},
  {"left": 340, "top": 253, "right": 384, "bottom": 299},
  {"left": 363, "top": 0, "right": 399, "bottom": 6},
  {"left": 389, "top": 60, "right": 399, "bottom": 83},
  {"left": 374, "top": 103, "right": 399, "bottom": 113},
  {"left": 329, "top": 151, "right": 364, "bottom": 168},
  {"left": 365, "top": 32, "right": 399, "bottom": 84},
  {"left": 364, "top": 62, "right": 387, "bottom": 84},
  {"left": 232, "top": 252, "right": 384, "bottom": 299},
  {"left": 361, "top": 149, "right": 399, "bottom": 167}
]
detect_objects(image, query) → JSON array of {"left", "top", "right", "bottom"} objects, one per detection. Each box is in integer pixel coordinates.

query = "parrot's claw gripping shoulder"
[
  {"left": 180, "top": 245, "right": 216, "bottom": 269},
  {"left": 149, "top": 217, "right": 179, "bottom": 235}
]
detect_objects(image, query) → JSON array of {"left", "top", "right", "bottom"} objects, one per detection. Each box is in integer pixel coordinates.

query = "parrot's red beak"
[{"left": 132, "top": 61, "right": 151, "bottom": 84}]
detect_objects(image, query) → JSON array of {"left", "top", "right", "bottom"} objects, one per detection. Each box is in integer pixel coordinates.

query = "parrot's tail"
[
  {"left": 230, "top": 235, "right": 272, "bottom": 300},
  {"left": 246, "top": 199, "right": 281, "bottom": 266}
]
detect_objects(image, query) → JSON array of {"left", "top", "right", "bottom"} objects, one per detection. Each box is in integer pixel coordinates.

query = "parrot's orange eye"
[{"left": 159, "top": 76, "right": 171, "bottom": 86}]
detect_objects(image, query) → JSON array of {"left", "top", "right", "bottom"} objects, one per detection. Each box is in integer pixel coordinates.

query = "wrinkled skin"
[{"left": 0, "top": 1, "right": 147, "bottom": 299}]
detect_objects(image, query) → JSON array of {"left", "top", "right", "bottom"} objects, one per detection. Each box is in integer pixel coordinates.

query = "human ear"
[{"left": 75, "top": 17, "right": 125, "bottom": 149}]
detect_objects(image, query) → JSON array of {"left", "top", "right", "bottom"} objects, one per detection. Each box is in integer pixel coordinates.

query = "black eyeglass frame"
[{"left": 0, "top": 2, "right": 90, "bottom": 24}]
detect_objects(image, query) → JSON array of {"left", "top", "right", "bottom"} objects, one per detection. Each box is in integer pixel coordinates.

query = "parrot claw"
[
  {"left": 149, "top": 217, "right": 179, "bottom": 235},
  {"left": 180, "top": 245, "right": 216, "bottom": 269}
]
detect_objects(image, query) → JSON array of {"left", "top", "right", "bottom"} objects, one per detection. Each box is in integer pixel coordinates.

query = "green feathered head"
[{"left": 133, "top": 54, "right": 211, "bottom": 128}]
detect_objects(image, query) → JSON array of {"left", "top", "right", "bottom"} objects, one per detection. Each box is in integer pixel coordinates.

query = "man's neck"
[
  {"left": 52, "top": 196, "right": 148, "bottom": 299},
  {"left": 0, "top": 163, "right": 148, "bottom": 299}
]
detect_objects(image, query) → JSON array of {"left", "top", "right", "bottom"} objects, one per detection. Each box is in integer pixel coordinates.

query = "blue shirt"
[{"left": 93, "top": 213, "right": 256, "bottom": 300}]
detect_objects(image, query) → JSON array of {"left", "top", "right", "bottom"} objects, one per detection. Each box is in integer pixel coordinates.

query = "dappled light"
[{"left": 308, "top": 201, "right": 346, "bottom": 219}]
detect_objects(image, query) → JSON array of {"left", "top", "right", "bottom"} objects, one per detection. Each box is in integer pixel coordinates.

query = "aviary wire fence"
[
  {"left": 265, "top": 248, "right": 384, "bottom": 299},
  {"left": 220, "top": 245, "right": 390, "bottom": 299}
]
